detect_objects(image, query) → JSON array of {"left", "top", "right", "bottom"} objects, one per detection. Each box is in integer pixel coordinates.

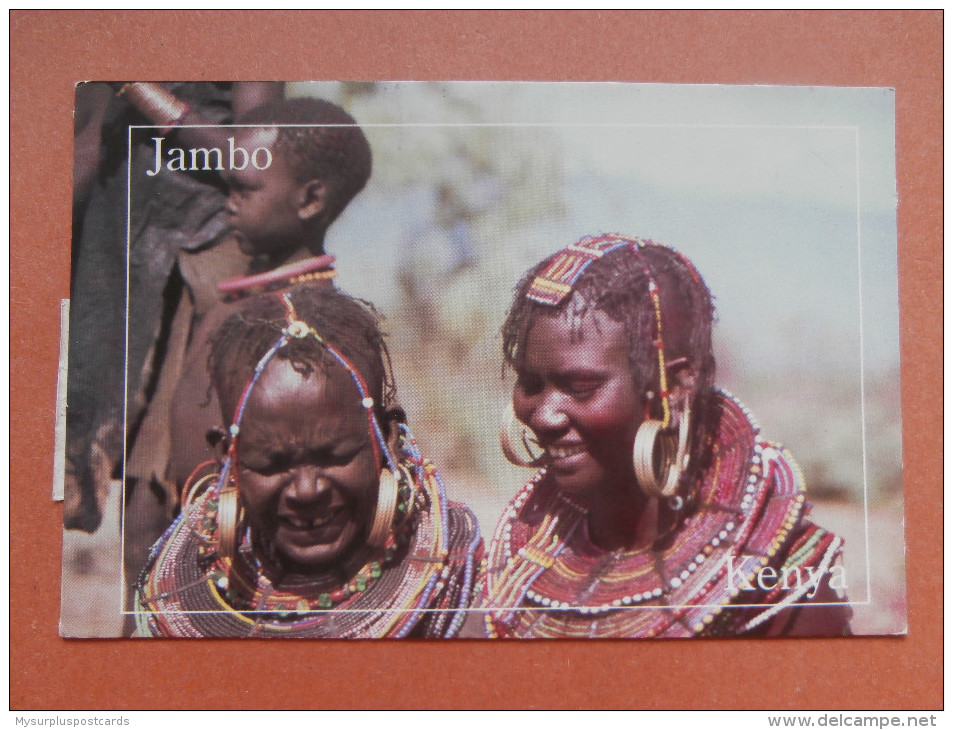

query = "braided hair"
[
  {"left": 501, "top": 239, "right": 718, "bottom": 474},
  {"left": 208, "top": 285, "right": 395, "bottom": 428},
  {"left": 237, "top": 97, "right": 372, "bottom": 225}
]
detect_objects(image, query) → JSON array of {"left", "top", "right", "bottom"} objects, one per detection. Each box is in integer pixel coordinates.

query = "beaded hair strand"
[
  {"left": 501, "top": 234, "right": 718, "bottom": 480},
  {"left": 208, "top": 284, "right": 397, "bottom": 433},
  {"left": 212, "top": 289, "right": 400, "bottom": 505}
]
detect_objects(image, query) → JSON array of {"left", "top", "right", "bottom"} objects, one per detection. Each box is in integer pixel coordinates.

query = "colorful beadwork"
[
  {"left": 217, "top": 254, "right": 337, "bottom": 301},
  {"left": 135, "top": 430, "right": 483, "bottom": 639},
  {"left": 135, "top": 289, "right": 484, "bottom": 638},
  {"left": 526, "top": 234, "right": 631, "bottom": 306},
  {"left": 212, "top": 292, "right": 398, "bottom": 518},
  {"left": 482, "top": 390, "right": 844, "bottom": 639}
]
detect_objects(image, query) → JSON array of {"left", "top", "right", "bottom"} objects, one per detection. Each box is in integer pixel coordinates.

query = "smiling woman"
[
  {"left": 511, "top": 312, "right": 644, "bottom": 548},
  {"left": 484, "top": 233, "right": 852, "bottom": 638},
  {"left": 134, "top": 286, "right": 482, "bottom": 638}
]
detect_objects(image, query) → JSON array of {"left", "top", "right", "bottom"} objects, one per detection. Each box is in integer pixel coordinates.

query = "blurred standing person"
[{"left": 66, "top": 82, "right": 284, "bottom": 536}]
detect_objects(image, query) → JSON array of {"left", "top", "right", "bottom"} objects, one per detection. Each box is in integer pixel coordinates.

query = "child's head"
[
  {"left": 225, "top": 98, "right": 372, "bottom": 260},
  {"left": 208, "top": 285, "right": 396, "bottom": 570}
]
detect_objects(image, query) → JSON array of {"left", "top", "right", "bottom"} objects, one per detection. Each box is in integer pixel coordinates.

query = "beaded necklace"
[
  {"left": 483, "top": 391, "right": 838, "bottom": 639},
  {"left": 217, "top": 254, "right": 337, "bottom": 301}
]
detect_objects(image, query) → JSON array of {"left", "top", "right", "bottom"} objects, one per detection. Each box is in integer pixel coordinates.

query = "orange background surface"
[{"left": 10, "top": 10, "right": 941, "bottom": 710}]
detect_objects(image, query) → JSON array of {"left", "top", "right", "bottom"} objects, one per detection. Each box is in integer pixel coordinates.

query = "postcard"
[{"left": 60, "top": 81, "right": 903, "bottom": 638}]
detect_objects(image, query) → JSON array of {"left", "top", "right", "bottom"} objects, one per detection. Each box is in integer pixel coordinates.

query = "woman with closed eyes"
[{"left": 136, "top": 285, "right": 482, "bottom": 638}]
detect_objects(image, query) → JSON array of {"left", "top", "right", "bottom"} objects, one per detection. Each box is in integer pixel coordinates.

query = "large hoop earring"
[
  {"left": 215, "top": 477, "right": 245, "bottom": 561},
  {"left": 368, "top": 464, "right": 412, "bottom": 547},
  {"left": 181, "top": 470, "right": 218, "bottom": 511},
  {"left": 633, "top": 406, "right": 691, "bottom": 498},
  {"left": 500, "top": 401, "right": 544, "bottom": 467}
]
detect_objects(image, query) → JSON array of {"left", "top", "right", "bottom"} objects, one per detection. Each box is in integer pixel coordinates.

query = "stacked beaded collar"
[
  {"left": 136, "top": 435, "right": 483, "bottom": 638},
  {"left": 482, "top": 391, "right": 840, "bottom": 638},
  {"left": 218, "top": 254, "right": 337, "bottom": 302}
]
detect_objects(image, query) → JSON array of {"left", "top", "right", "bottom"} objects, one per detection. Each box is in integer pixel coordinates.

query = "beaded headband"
[
  {"left": 526, "top": 233, "right": 681, "bottom": 428},
  {"left": 526, "top": 233, "right": 633, "bottom": 306},
  {"left": 215, "top": 291, "right": 396, "bottom": 497}
]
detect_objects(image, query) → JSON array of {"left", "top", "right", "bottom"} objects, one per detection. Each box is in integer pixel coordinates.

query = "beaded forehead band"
[
  {"left": 215, "top": 292, "right": 396, "bottom": 495},
  {"left": 526, "top": 233, "right": 633, "bottom": 306},
  {"left": 526, "top": 233, "right": 691, "bottom": 428}
]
